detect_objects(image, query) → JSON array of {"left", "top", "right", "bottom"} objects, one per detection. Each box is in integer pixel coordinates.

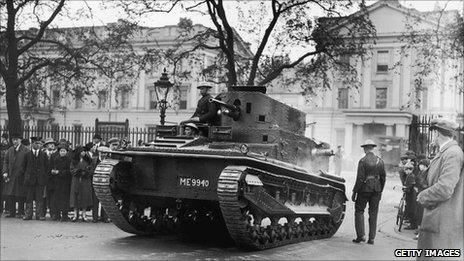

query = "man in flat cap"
[
  {"left": 352, "top": 139, "right": 386, "bottom": 245},
  {"left": 180, "top": 83, "right": 219, "bottom": 126},
  {"left": 417, "top": 118, "right": 463, "bottom": 260},
  {"left": 2, "top": 133, "right": 28, "bottom": 218}
]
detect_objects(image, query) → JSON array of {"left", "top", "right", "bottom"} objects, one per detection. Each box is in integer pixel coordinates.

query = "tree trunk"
[{"left": 5, "top": 76, "right": 22, "bottom": 137}]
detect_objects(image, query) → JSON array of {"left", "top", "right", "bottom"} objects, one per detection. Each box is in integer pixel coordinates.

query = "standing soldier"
[
  {"left": 417, "top": 119, "right": 463, "bottom": 259},
  {"left": 2, "top": 134, "right": 28, "bottom": 218},
  {"left": 352, "top": 139, "right": 386, "bottom": 245},
  {"left": 23, "top": 137, "right": 47, "bottom": 220},
  {"left": 0, "top": 133, "right": 9, "bottom": 214}
]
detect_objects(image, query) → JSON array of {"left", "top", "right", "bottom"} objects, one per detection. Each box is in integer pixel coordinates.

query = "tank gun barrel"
[{"left": 210, "top": 98, "right": 241, "bottom": 121}]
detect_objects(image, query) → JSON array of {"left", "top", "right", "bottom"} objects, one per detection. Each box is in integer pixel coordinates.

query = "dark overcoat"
[
  {"left": 50, "top": 154, "right": 72, "bottom": 211},
  {"left": 417, "top": 140, "right": 463, "bottom": 260},
  {"left": 24, "top": 150, "right": 48, "bottom": 186},
  {"left": 2, "top": 145, "right": 28, "bottom": 197}
]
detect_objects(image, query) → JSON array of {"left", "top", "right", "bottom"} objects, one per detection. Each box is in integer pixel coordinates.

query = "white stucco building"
[{"left": 267, "top": 0, "right": 463, "bottom": 169}]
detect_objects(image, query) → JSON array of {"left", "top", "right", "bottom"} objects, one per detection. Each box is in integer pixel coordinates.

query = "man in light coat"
[{"left": 417, "top": 118, "right": 463, "bottom": 260}]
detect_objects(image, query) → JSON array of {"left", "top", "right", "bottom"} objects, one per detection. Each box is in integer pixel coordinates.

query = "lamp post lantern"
[{"left": 154, "top": 68, "right": 174, "bottom": 125}]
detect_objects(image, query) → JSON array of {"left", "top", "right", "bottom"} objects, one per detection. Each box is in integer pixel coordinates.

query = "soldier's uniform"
[
  {"left": 353, "top": 143, "right": 386, "bottom": 243},
  {"left": 192, "top": 93, "right": 218, "bottom": 125}
]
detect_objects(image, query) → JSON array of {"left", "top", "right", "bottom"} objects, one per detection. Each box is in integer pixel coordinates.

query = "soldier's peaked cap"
[{"left": 360, "top": 139, "right": 377, "bottom": 147}]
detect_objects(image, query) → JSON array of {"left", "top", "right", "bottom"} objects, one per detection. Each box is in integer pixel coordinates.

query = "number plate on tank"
[{"left": 178, "top": 177, "right": 210, "bottom": 188}]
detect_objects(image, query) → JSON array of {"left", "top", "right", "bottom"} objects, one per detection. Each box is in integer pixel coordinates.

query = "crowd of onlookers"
[
  {"left": 0, "top": 133, "right": 123, "bottom": 222},
  {"left": 397, "top": 150, "right": 432, "bottom": 239}
]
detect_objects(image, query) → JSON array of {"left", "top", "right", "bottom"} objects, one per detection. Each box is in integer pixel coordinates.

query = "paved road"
[{"left": 1, "top": 172, "right": 416, "bottom": 260}]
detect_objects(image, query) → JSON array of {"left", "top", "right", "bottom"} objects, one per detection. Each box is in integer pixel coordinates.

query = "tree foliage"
[
  {"left": 118, "top": 0, "right": 376, "bottom": 96},
  {"left": 0, "top": 0, "right": 154, "bottom": 135},
  {"left": 398, "top": 3, "right": 463, "bottom": 109}
]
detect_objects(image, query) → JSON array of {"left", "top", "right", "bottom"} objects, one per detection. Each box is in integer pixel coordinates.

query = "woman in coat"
[
  {"left": 50, "top": 144, "right": 72, "bottom": 221},
  {"left": 69, "top": 146, "right": 93, "bottom": 222}
]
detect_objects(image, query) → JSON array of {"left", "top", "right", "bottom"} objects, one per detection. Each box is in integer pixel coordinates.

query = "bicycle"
[{"left": 394, "top": 186, "right": 407, "bottom": 232}]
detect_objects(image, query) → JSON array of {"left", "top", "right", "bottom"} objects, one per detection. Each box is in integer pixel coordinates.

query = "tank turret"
[{"left": 93, "top": 85, "right": 346, "bottom": 250}]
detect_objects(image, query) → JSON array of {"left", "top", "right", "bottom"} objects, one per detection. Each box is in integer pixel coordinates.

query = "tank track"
[
  {"left": 93, "top": 159, "right": 148, "bottom": 235},
  {"left": 218, "top": 166, "right": 345, "bottom": 250}
]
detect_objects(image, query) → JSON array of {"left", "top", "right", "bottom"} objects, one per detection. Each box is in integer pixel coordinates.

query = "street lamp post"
[{"left": 154, "top": 68, "right": 173, "bottom": 125}]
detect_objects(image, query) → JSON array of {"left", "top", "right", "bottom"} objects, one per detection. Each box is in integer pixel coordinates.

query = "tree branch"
[
  {"left": 259, "top": 49, "right": 321, "bottom": 85},
  {"left": 17, "top": 60, "right": 52, "bottom": 86},
  {"left": 247, "top": 0, "right": 281, "bottom": 85},
  {"left": 17, "top": 0, "right": 65, "bottom": 56}
]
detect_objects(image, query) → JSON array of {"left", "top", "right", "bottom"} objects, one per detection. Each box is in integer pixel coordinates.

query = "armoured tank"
[{"left": 93, "top": 86, "right": 347, "bottom": 250}]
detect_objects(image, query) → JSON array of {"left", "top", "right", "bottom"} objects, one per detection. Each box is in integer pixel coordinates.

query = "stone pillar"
[
  {"left": 138, "top": 70, "right": 146, "bottom": 109},
  {"left": 362, "top": 58, "right": 372, "bottom": 108},
  {"left": 344, "top": 123, "right": 353, "bottom": 155},
  {"left": 391, "top": 50, "right": 401, "bottom": 108},
  {"left": 386, "top": 124, "right": 394, "bottom": 136},
  {"left": 396, "top": 124, "right": 406, "bottom": 138}
]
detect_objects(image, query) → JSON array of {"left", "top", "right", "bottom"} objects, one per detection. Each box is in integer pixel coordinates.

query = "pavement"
[{"left": 0, "top": 170, "right": 419, "bottom": 260}]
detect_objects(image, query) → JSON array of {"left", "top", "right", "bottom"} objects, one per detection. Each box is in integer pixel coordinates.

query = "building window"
[
  {"left": 52, "top": 90, "right": 60, "bottom": 107},
  {"left": 375, "top": 87, "right": 387, "bottom": 109},
  {"left": 98, "top": 90, "right": 107, "bottom": 109},
  {"left": 179, "top": 84, "right": 189, "bottom": 110},
  {"left": 120, "top": 90, "right": 129, "bottom": 109},
  {"left": 376, "top": 50, "right": 389, "bottom": 73},
  {"left": 338, "top": 88, "right": 348, "bottom": 109},
  {"left": 149, "top": 90, "right": 157, "bottom": 109}
]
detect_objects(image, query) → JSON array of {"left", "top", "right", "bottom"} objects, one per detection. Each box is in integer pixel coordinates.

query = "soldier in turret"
[
  {"left": 352, "top": 139, "right": 386, "bottom": 245},
  {"left": 180, "top": 84, "right": 219, "bottom": 126}
]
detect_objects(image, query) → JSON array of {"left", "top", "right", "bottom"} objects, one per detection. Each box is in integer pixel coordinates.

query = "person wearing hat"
[
  {"left": 180, "top": 83, "right": 219, "bottom": 126},
  {"left": 0, "top": 133, "right": 9, "bottom": 214},
  {"left": 416, "top": 118, "right": 463, "bottom": 258},
  {"left": 2, "top": 133, "right": 28, "bottom": 218},
  {"left": 352, "top": 139, "right": 386, "bottom": 245},
  {"left": 107, "top": 137, "right": 120, "bottom": 150},
  {"left": 402, "top": 162, "right": 419, "bottom": 230},
  {"left": 23, "top": 137, "right": 47, "bottom": 220},
  {"left": 69, "top": 145, "right": 93, "bottom": 222},
  {"left": 90, "top": 146, "right": 109, "bottom": 223},
  {"left": 42, "top": 137, "right": 59, "bottom": 219},
  {"left": 184, "top": 123, "right": 201, "bottom": 138},
  {"left": 411, "top": 158, "right": 430, "bottom": 239},
  {"left": 49, "top": 143, "right": 72, "bottom": 221}
]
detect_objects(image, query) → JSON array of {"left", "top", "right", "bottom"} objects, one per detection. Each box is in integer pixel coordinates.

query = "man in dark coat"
[
  {"left": 2, "top": 134, "right": 28, "bottom": 218},
  {"left": 0, "top": 133, "right": 9, "bottom": 214},
  {"left": 181, "top": 84, "right": 219, "bottom": 126},
  {"left": 43, "top": 137, "right": 59, "bottom": 219},
  {"left": 352, "top": 139, "right": 386, "bottom": 245},
  {"left": 23, "top": 137, "right": 48, "bottom": 220}
]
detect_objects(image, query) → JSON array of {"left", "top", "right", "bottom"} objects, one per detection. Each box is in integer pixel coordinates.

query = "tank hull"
[{"left": 93, "top": 148, "right": 346, "bottom": 249}]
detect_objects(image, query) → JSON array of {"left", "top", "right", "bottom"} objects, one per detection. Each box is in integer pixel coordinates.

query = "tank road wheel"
[{"left": 93, "top": 159, "right": 150, "bottom": 236}]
